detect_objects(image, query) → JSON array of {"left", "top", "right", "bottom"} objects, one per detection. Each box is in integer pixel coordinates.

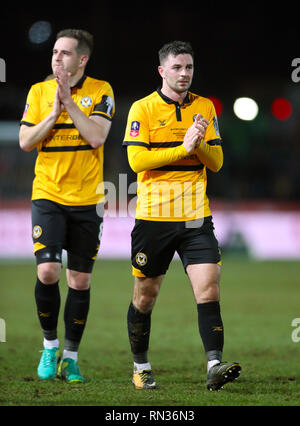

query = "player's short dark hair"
[
  {"left": 158, "top": 41, "right": 194, "bottom": 65},
  {"left": 56, "top": 29, "right": 94, "bottom": 57}
]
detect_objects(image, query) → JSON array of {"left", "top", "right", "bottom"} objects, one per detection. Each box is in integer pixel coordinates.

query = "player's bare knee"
[
  {"left": 195, "top": 282, "right": 220, "bottom": 304},
  {"left": 67, "top": 270, "right": 91, "bottom": 290},
  {"left": 133, "top": 276, "right": 162, "bottom": 313},
  {"left": 68, "top": 280, "right": 90, "bottom": 291},
  {"left": 135, "top": 286, "right": 159, "bottom": 312},
  {"left": 37, "top": 262, "right": 61, "bottom": 284},
  {"left": 136, "top": 294, "right": 156, "bottom": 313}
]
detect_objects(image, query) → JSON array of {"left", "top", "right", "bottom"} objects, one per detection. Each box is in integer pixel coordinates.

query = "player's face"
[
  {"left": 159, "top": 54, "right": 194, "bottom": 94},
  {"left": 52, "top": 37, "right": 84, "bottom": 77}
]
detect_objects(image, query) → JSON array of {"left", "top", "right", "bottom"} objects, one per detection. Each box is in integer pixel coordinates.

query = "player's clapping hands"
[
  {"left": 183, "top": 113, "right": 209, "bottom": 154},
  {"left": 55, "top": 66, "right": 72, "bottom": 104}
]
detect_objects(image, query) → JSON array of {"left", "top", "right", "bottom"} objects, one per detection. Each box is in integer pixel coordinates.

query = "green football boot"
[
  {"left": 37, "top": 347, "right": 59, "bottom": 380},
  {"left": 57, "top": 358, "right": 86, "bottom": 383},
  {"left": 206, "top": 362, "right": 241, "bottom": 391}
]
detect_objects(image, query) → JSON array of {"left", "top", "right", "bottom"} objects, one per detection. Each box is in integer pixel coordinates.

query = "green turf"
[{"left": 0, "top": 257, "right": 300, "bottom": 406}]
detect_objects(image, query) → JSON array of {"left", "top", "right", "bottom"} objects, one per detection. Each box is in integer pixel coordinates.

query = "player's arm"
[
  {"left": 196, "top": 141, "right": 223, "bottom": 172},
  {"left": 56, "top": 67, "right": 111, "bottom": 148},
  {"left": 127, "top": 114, "right": 205, "bottom": 173},
  {"left": 62, "top": 100, "right": 112, "bottom": 148},
  {"left": 19, "top": 89, "right": 62, "bottom": 152},
  {"left": 195, "top": 104, "right": 223, "bottom": 172},
  {"left": 127, "top": 144, "right": 187, "bottom": 173}
]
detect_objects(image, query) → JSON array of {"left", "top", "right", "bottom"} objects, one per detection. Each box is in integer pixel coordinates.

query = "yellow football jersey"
[
  {"left": 21, "top": 75, "right": 115, "bottom": 206},
  {"left": 123, "top": 89, "right": 222, "bottom": 221}
]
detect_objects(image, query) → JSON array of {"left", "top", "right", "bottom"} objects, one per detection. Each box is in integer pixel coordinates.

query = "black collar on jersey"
[
  {"left": 157, "top": 88, "right": 190, "bottom": 121},
  {"left": 71, "top": 74, "right": 87, "bottom": 89},
  {"left": 156, "top": 87, "right": 190, "bottom": 106}
]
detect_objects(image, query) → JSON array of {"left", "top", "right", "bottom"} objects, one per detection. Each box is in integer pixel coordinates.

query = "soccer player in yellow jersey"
[
  {"left": 123, "top": 41, "right": 241, "bottom": 391},
  {"left": 19, "top": 29, "right": 115, "bottom": 383}
]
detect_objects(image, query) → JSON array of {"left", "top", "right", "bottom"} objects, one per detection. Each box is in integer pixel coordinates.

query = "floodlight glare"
[
  {"left": 233, "top": 97, "right": 259, "bottom": 121},
  {"left": 271, "top": 98, "right": 292, "bottom": 120},
  {"left": 28, "top": 21, "right": 52, "bottom": 44}
]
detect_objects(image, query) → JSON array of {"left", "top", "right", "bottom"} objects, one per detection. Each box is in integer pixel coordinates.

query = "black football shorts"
[
  {"left": 31, "top": 199, "right": 103, "bottom": 273},
  {"left": 131, "top": 216, "right": 221, "bottom": 278}
]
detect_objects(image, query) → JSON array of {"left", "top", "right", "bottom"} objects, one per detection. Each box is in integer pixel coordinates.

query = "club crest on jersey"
[
  {"left": 80, "top": 96, "right": 92, "bottom": 107},
  {"left": 193, "top": 114, "right": 204, "bottom": 122},
  {"left": 32, "top": 225, "right": 42, "bottom": 239},
  {"left": 130, "top": 121, "right": 140, "bottom": 137},
  {"left": 136, "top": 252, "right": 147, "bottom": 266}
]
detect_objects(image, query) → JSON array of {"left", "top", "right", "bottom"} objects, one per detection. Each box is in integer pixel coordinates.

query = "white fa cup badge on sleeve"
[
  {"left": 0, "top": 58, "right": 6, "bottom": 82},
  {"left": 0, "top": 318, "right": 6, "bottom": 342}
]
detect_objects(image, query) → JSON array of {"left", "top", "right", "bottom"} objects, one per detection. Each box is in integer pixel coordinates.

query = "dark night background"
[{"left": 0, "top": 2, "right": 299, "bottom": 203}]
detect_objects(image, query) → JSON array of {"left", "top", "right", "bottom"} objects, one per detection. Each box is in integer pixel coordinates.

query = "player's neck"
[
  {"left": 69, "top": 69, "right": 85, "bottom": 88},
  {"left": 160, "top": 85, "right": 188, "bottom": 104}
]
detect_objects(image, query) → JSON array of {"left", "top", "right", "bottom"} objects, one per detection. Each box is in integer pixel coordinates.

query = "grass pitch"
[{"left": 0, "top": 257, "right": 300, "bottom": 406}]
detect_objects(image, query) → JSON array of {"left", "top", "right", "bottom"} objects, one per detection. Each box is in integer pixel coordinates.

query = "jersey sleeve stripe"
[
  {"left": 89, "top": 111, "right": 113, "bottom": 121},
  {"left": 206, "top": 138, "right": 222, "bottom": 146},
  {"left": 123, "top": 141, "right": 149, "bottom": 148},
  {"left": 20, "top": 120, "right": 35, "bottom": 127},
  {"left": 151, "top": 164, "right": 204, "bottom": 171},
  {"left": 149, "top": 141, "right": 183, "bottom": 148}
]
